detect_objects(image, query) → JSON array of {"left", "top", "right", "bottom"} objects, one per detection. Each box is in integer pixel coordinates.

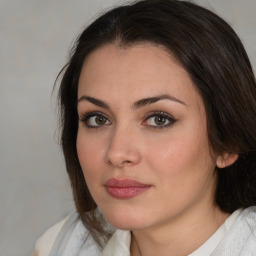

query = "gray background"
[{"left": 0, "top": 0, "right": 255, "bottom": 255}]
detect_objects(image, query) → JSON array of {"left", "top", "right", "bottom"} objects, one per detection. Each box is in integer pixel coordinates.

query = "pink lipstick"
[{"left": 105, "top": 179, "right": 151, "bottom": 199}]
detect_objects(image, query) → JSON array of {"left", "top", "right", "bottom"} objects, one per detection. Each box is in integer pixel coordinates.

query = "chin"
[
  {"left": 107, "top": 218, "right": 145, "bottom": 231},
  {"left": 102, "top": 206, "right": 149, "bottom": 230}
]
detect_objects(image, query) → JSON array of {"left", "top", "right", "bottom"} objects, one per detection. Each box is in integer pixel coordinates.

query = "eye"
[
  {"left": 143, "top": 112, "right": 176, "bottom": 128},
  {"left": 80, "top": 112, "right": 111, "bottom": 128}
]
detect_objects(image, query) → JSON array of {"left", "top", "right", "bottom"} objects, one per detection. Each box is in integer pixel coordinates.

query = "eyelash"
[
  {"left": 142, "top": 111, "right": 176, "bottom": 129},
  {"left": 79, "top": 111, "right": 176, "bottom": 129},
  {"left": 79, "top": 111, "right": 110, "bottom": 128}
]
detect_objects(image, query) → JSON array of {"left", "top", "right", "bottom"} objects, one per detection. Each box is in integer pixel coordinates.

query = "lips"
[{"left": 105, "top": 178, "right": 152, "bottom": 199}]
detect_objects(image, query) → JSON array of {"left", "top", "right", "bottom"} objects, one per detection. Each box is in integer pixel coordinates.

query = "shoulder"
[
  {"left": 236, "top": 206, "right": 256, "bottom": 231},
  {"left": 230, "top": 207, "right": 256, "bottom": 253},
  {"left": 212, "top": 206, "right": 256, "bottom": 256},
  {"left": 239, "top": 206, "right": 256, "bottom": 230},
  {"left": 241, "top": 205, "right": 256, "bottom": 217},
  {"left": 35, "top": 214, "right": 73, "bottom": 256},
  {"left": 35, "top": 212, "right": 104, "bottom": 256}
]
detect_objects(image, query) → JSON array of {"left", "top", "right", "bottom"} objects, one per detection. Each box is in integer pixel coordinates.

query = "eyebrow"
[
  {"left": 77, "top": 94, "right": 186, "bottom": 109},
  {"left": 77, "top": 96, "right": 110, "bottom": 109},
  {"left": 133, "top": 94, "right": 186, "bottom": 108}
]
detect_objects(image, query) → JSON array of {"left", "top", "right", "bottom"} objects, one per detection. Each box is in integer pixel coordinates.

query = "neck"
[{"left": 130, "top": 206, "right": 229, "bottom": 256}]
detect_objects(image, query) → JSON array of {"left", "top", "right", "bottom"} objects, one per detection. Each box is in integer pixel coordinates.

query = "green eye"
[
  {"left": 144, "top": 112, "right": 176, "bottom": 128},
  {"left": 154, "top": 116, "right": 167, "bottom": 125},
  {"left": 80, "top": 113, "right": 111, "bottom": 128}
]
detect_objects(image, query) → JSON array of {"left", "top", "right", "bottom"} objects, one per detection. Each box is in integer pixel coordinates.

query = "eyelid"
[
  {"left": 79, "top": 111, "right": 111, "bottom": 128},
  {"left": 142, "top": 111, "right": 176, "bottom": 128},
  {"left": 79, "top": 110, "right": 176, "bottom": 129},
  {"left": 79, "top": 111, "right": 107, "bottom": 120}
]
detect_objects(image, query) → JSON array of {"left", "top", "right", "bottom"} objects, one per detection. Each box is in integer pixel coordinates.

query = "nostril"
[
  {"left": 123, "top": 160, "right": 132, "bottom": 165},
  {"left": 105, "top": 136, "right": 141, "bottom": 167},
  {"left": 107, "top": 158, "right": 134, "bottom": 167}
]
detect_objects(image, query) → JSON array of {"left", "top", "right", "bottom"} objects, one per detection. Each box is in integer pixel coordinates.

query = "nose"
[{"left": 105, "top": 125, "right": 141, "bottom": 168}]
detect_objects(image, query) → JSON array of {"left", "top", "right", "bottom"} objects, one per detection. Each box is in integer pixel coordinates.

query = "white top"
[
  {"left": 102, "top": 209, "right": 241, "bottom": 256},
  {"left": 35, "top": 207, "right": 256, "bottom": 256}
]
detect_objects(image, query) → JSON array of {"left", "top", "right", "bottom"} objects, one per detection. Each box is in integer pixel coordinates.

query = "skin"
[{"left": 76, "top": 43, "right": 231, "bottom": 256}]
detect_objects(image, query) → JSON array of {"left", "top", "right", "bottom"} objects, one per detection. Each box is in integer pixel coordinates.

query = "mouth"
[{"left": 104, "top": 178, "right": 152, "bottom": 199}]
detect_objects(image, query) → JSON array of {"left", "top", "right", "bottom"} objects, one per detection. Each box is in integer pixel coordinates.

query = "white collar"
[
  {"left": 102, "top": 229, "right": 131, "bottom": 256},
  {"left": 189, "top": 209, "right": 241, "bottom": 256},
  {"left": 102, "top": 209, "right": 242, "bottom": 256}
]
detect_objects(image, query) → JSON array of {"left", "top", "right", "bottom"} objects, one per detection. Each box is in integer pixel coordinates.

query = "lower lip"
[{"left": 105, "top": 186, "right": 151, "bottom": 199}]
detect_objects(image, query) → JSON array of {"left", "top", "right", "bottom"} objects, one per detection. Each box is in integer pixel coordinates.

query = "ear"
[{"left": 216, "top": 153, "right": 238, "bottom": 168}]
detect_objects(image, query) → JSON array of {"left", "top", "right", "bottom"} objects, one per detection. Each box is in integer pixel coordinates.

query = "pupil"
[
  {"left": 155, "top": 116, "right": 166, "bottom": 125},
  {"left": 96, "top": 116, "right": 106, "bottom": 125}
]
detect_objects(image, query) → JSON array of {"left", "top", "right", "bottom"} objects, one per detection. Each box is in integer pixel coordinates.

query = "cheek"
[
  {"left": 76, "top": 129, "right": 110, "bottom": 205},
  {"left": 76, "top": 129, "right": 106, "bottom": 180},
  {"left": 144, "top": 130, "right": 217, "bottom": 213},
  {"left": 145, "top": 127, "right": 214, "bottom": 182}
]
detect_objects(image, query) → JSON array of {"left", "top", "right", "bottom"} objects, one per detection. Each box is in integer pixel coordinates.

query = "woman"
[{"left": 35, "top": 0, "right": 256, "bottom": 255}]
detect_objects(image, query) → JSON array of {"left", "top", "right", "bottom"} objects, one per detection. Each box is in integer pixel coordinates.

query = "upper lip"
[{"left": 105, "top": 178, "right": 151, "bottom": 188}]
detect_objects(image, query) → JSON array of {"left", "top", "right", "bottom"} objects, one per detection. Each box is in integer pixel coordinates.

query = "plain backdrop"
[{"left": 0, "top": 0, "right": 255, "bottom": 255}]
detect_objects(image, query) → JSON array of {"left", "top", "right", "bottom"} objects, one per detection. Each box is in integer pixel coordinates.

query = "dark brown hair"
[{"left": 57, "top": 0, "right": 256, "bottom": 247}]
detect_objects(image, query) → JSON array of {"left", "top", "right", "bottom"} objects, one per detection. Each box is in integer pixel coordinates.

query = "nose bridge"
[{"left": 105, "top": 123, "right": 141, "bottom": 167}]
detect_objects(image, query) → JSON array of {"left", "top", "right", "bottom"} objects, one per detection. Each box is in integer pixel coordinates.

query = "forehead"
[
  {"left": 79, "top": 43, "right": 179, "bottom": 85},
  {"left": 78, "top": 43, "right": 202, "bottom": 110}
]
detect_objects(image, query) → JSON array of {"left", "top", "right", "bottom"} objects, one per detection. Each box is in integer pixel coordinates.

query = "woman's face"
[{"left": 77, "top": 43, "right": 220, "bottom": 231}]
